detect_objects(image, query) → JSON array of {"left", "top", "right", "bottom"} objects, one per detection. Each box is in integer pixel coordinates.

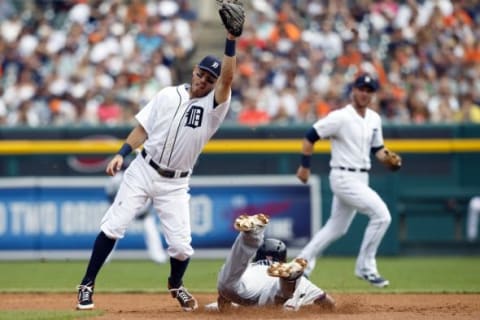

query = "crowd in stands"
[
  {"left": 0, "top": 0, "right": 197, "bottom": 126},
  {"left": 1, "top": 0, "right": 479, "bottom": 127},
  {"left": 231, "top": 0, "right": 480, "bottom": 126}
]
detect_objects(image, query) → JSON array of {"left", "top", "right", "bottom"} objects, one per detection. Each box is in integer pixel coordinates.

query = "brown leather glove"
[{"left": 382, "top": 149, "right": 402, "bottom": 171}]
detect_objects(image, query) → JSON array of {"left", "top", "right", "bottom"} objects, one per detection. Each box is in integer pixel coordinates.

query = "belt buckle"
[{"left": 160, "top": 168, "right": 174, "bottom": 178}]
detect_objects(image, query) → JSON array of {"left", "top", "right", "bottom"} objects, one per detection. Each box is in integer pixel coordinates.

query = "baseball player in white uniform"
[
  {"left": 466, "top": 196, "right": 480, "bottom": 242},
  {"left": 296, "top": 74, "right": 401, "bottom": 288},
  {"left": 206, "top": 213, "right": 335, "bottom": 312},
  {"left": 76, "top": 27, "right": 240, "bottom": 311}
]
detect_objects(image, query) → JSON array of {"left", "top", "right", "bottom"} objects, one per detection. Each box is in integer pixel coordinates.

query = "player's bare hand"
[
  {"left": 106, "top": 155, "right": 124, "bottom": 176},
  {"left": 296, "top": 166, "right": 310, "bottom": 184}
]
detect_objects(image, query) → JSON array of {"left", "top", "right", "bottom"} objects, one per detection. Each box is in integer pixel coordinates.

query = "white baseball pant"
[
  {"left": 299, "top": 169, "right": 391, "bottom": 276},
  {"left": 100, "top": 154, "right": 193, "bottom": 261}
]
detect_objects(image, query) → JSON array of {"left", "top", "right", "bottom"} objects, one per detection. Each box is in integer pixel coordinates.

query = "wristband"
[
  {"left": 225, "top": 38, "right": 236, "bottom": 57},
  {"left": 300, "top": 154, "right": 311, "bottom": 168},
  {"left": 118, "top": 143, "right": 133, "bottom": 157}
]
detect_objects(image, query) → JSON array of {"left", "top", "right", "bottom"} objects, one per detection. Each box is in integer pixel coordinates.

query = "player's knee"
[
  {"left": 374, "top": 213, "right": 391, "bottom": 227},
  {"left": 100, "top": 226, "right": 122, "bottom": 240},
  {"left": 381, "top": 213, "right": 392, "bottom": 225},
  {"left": 169, "top": 251, "right": 190, "bottom": 261},
  {"left": 369, "top": 205, "right": 391, "bottom": 225},
  {"left": 168, "top": 243, "right": 194, "bottom": 261}
]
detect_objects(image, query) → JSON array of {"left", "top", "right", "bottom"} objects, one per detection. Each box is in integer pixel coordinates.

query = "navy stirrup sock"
[
  {"left": 168, "top": 257, "right": 190, "bottom": 288},
  {"left": 81, "top": 231, "right": 116, "bottom": 285}
]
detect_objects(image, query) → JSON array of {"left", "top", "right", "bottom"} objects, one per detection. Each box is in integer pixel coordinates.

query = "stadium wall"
[{"left": 0, "top": 124, "right": 479, "bottom": 256}]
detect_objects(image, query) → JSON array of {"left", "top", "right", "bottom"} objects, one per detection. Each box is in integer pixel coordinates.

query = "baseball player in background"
[
  {"left": 466, "top": 196, "right": 480, "bottom": 242},
  {"left": 104, "top": 168, "right": 167, "bottom": 264},
  {"left": 76, "top": 9, "right": 243, "bottom": 311},
  {"left": 296, "top": 73, "right": 402, "bottom": 288},
  {"left": 205, "top": 213, "right": 335, "bottom": 312}
]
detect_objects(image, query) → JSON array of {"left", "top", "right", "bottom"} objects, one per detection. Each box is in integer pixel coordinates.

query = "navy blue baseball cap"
[
  {"left": 198, "top": 55, "right": 221, "bottom": 78},
  {"left": 353, "top": 73, "right": 379, "bottom": 91}
]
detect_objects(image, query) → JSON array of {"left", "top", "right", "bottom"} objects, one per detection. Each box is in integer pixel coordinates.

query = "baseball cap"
[
  {"left": 353, "top": 74, "right": 379, "bottom": 91},
  {"left": 198, "top": 55, "right": 221, "bottom": 78}
]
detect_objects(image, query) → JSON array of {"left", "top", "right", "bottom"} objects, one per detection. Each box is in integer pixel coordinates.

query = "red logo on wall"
[{"left": 67, "top": 135, "right": 116, "bottom": 173}]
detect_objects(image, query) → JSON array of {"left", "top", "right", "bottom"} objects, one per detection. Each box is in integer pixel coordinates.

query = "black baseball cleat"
[
  {"left": 76, "top": 282, "right": 94, "bottom": 310},
  {"left": 168, "top": 284, "right": 198, "bottom": 311},
  {"left": 355, "top": 272, "right": 390, "bottom": 288}
]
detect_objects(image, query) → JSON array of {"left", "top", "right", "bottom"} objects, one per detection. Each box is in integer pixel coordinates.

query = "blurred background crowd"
[{"left": 0, "top": 0, "right": 479, "bottom": 127}]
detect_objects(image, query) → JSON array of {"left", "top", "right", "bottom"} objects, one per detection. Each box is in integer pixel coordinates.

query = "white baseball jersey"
[
  {"left": 136, "top": 84, "right": 230, "bottom": 172},
  {"left": 100, "top": 84, "right": 231, "bottom": 261},
  {"left": 312, "top": 104, "right": 384, "bottom": 170},
  {"left": 299, "top": 104, "right": 392, "bottom": 277}
]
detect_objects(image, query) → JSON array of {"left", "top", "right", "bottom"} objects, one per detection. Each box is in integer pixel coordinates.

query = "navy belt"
[
  {"left": 335, "top": 166, "right": 368, "bottom": 173},
  {"left": 141, "top": 149, "right": 189, "bottom": 178}
]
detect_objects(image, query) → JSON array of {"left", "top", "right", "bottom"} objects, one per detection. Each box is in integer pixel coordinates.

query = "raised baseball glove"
[
  {"left": 382, "top": 149, "right": 402, "bottom": 171},
  {"left": 218, "top": 0, "right": 245, "bottom": 37}
]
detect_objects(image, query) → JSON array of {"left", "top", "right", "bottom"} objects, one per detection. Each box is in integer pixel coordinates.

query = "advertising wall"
[{"left": 0, "top": 175, "right": 320, "bottom": 260}]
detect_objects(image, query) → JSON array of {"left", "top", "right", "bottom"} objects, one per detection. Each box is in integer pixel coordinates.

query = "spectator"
[
  {"left": 1, "top": 0, "right": 480, "bottom": 126},
  {"left": 135, "top": 18, "right": 164, "bottom": 59},
  {"left": 126, "top": 0, "right": 148, "bottom": 25},
  {"left": 232, "top": 0, "right": 479, "bottom": 125},
  {"left": 269, "top": 86, "right": 299, "bottom": 123},
  {"left": 427, "top": 77, "right": 459, "bottom": 122},
  {"left": 97, "top": 93, "right": 122, "bottom": 125},
  {"left": 7, "top": 100, "right": 40, "bottom": 126},
  {"left": 238, "top": 91, "right": 270, "bottom": 127},
  {"left": 454, "top": 94, "right": 480, "bottom": 123},
  {"left": 0, "top": 0, "right": 193, "bottom": 127}
]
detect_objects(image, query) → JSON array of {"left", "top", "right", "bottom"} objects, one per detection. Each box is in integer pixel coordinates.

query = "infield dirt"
[{"left": 1, "top": 293, "right": 479, "bottom": 319}]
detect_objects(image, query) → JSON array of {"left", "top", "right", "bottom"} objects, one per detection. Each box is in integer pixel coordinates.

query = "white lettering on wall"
[
  {"left": 10, "top": 202, "right": 57, "bottom": 235},
  {"left": 190, "top": 195, "right": 213, "bottom": 236},
  {"left": 0, "top": 203, "right": 6, "bottom": 235},
  {"left": 265, "top": 218, "right": 294, "bottom": 240},
  {"left": 61, "top": 201, "right": 110, "bottom": 235}
]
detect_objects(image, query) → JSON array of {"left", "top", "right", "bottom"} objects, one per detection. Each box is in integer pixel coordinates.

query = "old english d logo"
[{"left": 186, "top": 106, "right": 204, "bottom": 128}]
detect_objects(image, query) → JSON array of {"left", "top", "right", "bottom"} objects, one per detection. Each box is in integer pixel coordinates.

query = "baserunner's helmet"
[{"left": 253, "top": 238, "right": 287, "bottom": 262}]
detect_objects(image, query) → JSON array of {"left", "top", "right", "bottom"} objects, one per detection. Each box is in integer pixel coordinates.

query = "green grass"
[
  {"left": 308, "top": 256, "right": 480, "bottom": 293},
  {"left": 1, "top": 256, "right": 479, "bottom": 293},
  {"left": 0, "top": 310, "right": 103, "bottom": 320}
]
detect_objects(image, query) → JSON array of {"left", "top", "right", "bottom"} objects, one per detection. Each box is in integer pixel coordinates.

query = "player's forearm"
[
  {"left": 117, "top": 125, "right": 147, "bottom": 158},
  {"left": 299, "top": 139, "right": 314, "bottom": 169},
  {"left": 124, "top": 125, "right": 147, "bottom": 150},
  {"left": 302, "top": 138, "right": 315, "bottom": 155},
  {"left": 215, "top": 35, "right": 236, "bottom": 103},
  {"left": 219, "top": 55, "right": 235, "bottom": 86}
]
